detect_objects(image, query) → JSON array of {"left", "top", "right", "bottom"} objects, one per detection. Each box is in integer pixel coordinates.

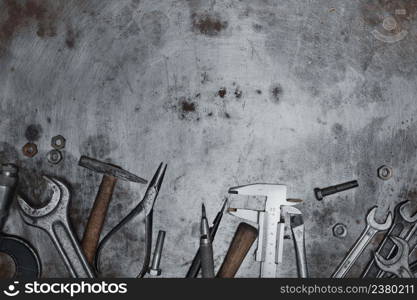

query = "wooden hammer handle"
[
  {"left": 82, "top": 174, "right": 117, "bottom": 264},
  {"left": 217, "top": 223, "right": 258, "bottom": 278}
]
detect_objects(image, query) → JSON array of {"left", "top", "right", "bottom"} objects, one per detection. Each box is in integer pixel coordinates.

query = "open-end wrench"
[
  {"left": 282, "top": 206, "right": 308, "bottom": 278},
  {"left": 17, "top": 176, "right": 95, "bottom": 278},
  {"left": 362, "top": 201, "right": 417, "bottom": 277},
  {"left": 332, "top": 207, "right": 392, "bottom": 278},
  {"left": 374, "top": 236, "right": 414, "bottom": 278}
]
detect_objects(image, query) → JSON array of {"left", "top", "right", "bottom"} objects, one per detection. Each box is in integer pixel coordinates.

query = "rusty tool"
[
  {"left": 95, "top": 163, "right": 167, "bottom": 277},
  {"left": 78, "top": 155, "right": 147, "bottom": 264},
  {"left": 374, "top": 236, "right": 414, "bottom": 278},
  {"left": 186, "top": 199, "right": 227, "bottom": 278},
  {"left": 216, "top": 223, "right": 258, "bottom": 278},
  {"left": 18, "top": 176, "right": 95, "bottom": 278}
]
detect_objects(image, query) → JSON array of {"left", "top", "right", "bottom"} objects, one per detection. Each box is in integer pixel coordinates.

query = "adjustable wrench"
[
  {"left": 18, "top": 176, "right": 95, "bottom": 278},
  {"left": 362, "top": 200, "right": 417, "bottom": 278},
  {"left": 332, "top": 207, "right": 392, "bottom": 278},
  {"left": 283, "top": 206, "right": 308, "bottom": 278},
  {"left": 374, "top": 236, "right": 414, "bottom": 278}
]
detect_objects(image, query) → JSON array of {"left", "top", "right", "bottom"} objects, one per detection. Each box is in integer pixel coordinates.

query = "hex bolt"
[
  {"left": 314, "top": 180, "right": 359, "bottom": 201},
  {"left": 22, "top": 143, "right": 38, "bottom": 158},
  {"left": 51, "top": 135, "right": 66, "bottom": 150},
  {"left": 333, "top": 223, "right": 347, "bottom": 238},
  {"left": 148, "top": 230, "right": 166, "bottom": 276},
  {"left": 47, "top": 150, "right": 63, "bottom": 164},
  {"left": 377, "top": 165, "right": 393, "bottom": 180}
]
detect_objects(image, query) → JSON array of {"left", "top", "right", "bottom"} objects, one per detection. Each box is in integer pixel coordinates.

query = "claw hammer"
[
  {"left": 78, "top": 156, "right": 147, "bottom": 264},
  {"left": 228, "top": 184, "right": 302, "bottom": 277}
]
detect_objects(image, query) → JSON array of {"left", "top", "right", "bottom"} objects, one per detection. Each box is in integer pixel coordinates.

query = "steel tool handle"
[
  {"left": 51, "top": 221, "right": 95, "bottom": 278},
  {"left": 332, "top": 225, "right": 376, "bottom": 278},
  {"left": 200, "top": 243, "right": 215, "bottom": 278},
  {"left": 82, "top": 175, "right": 117, "bottom": 264},
  {"left": 291, "top": 225, "right": 308, "bottom": 278},
  {"left": 217, "top": 223, "right": 258, "bottom": 278}
]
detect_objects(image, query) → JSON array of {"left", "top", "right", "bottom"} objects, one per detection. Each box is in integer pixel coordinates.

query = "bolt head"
[
  {"left": 148, "top": 268, "right": 161, "bottom": 276},
  {"left": 47, "top": 150, "right": 63, "bottom": 164},
  {"left": 22, "top": 143, "right": 38, "bottom": 157},
  {"left": 51, "top": 135, "right": 66, "bottom": 150},
  {"left": 314, "top": 188, "right": 323, "bottom": 201}
]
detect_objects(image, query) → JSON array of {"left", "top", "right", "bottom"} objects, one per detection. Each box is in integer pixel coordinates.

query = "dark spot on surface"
[
  {"left": 252, "top": 23, "right": 263, "bottom": 32},
  {"left": 200, "top": 72, "right": 209, "bottom": 84},
  {"left": 0, "top": 0, "right": 58, "bottom": 54},
  {"left": 271, "top": 84, "right": 283, "bottom": 102},
  {"left": 181, "top": 100, "right": 196, "bottom": 112},
  {"left": 207, "top": 112, "right": 213, "bottom": 117},
  {"left": 332, "top": 123, "right": 344, "bottom": 137},
  {"left": 46, "top": 117, "right": 51, "bottom": 123},
  {"left": 224, "top": 112, "right": 231, "bottom": 119},
  {"left": 234, "top": 87, "right": 242, "bottom": 99},
  {"left": 218, "top": 87, "right": 227, "bottom": 98},
  {"left": 65, "top": 26, "right": 77, "bottom": 49},
  {"left": 25, "top": 124, "right": 42, "bottom": 141},
  {"left": 195, "top": 93, "right": 200, "bottom": 98},
  {"left": 256, "top": 89, "right": 262, "bottom": 94},
  {"left": 10, "top": 67, "right": 15, "bottom": 72},
  {"left": 0, "top": 142, "right": 18, "bottom": 163},
  {"left": 192, "top": 13, "right": 228, "bottom": 37}
]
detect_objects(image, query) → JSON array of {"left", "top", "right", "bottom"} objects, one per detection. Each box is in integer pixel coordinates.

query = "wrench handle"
[
  {"left": 82, "top": 175, "right": 117, "bottom": 264},
  {"left": 332, "top": 226, "right": 376, "bottom": 278},
  {"left": 51, "top": 221, "right": 95, "bottom": 278}
]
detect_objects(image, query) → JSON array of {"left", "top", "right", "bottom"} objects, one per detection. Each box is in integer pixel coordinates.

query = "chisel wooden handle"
[
  {"left": 217, "top": 223, "right": 258, "bottom": 278},
  {"left": 82, "top": 175, "right": 117, "bottom": 264}
]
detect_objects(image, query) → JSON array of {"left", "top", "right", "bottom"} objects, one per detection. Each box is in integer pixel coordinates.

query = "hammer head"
[
  {"left": 228, "top": 184, "right": 300, "bottom": 210},
  {"left": 78, "top": 156, "right": 147, "bottom": 184}
]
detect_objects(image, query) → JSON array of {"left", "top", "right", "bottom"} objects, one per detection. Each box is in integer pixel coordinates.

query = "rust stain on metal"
[
  {"left": 192, "top": 13, "right": 228, "bottom": 36},
  {"left": 181, "top": 100, "right": 196, "bottom": 112},
  {"left": 218, "top": 87, "right": 227, "bottom": 98},
  {"left": 361, "top": 0, "right": 417, "bottom": 26}
]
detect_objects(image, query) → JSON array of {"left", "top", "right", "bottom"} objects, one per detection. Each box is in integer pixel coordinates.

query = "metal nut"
[
  {"left": 377, "top": 165, "right": 393, "bottom": 180},
  {"left": 47, "top": 150, "right": 63, "bottom": 164},
  {"left": 333, "top": 223, "right": 347, "bottom": 238},
  {"left": 51, "top": 135, "right": 66, "bottom": 150},
  {"left": 22, "top": 143, "right": 38, "bottom": 157}
]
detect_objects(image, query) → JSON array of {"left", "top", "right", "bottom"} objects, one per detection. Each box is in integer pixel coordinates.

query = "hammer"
[{"left": 78, "top": 156, "right": 147, "bottom": 264}]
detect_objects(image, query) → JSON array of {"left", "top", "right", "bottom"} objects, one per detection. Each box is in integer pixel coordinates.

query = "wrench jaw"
[
  {"left": 399, "top": 200, "right": 417, "bottom": 223},
  {"left": 367, "top": 207, "right": 393, "bottom": 231}
]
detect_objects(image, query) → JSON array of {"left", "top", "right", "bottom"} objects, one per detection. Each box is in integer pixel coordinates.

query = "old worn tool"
[
  {"left": 332, "top": 206, "right": 392, "bottom": 278},
  {"left": 362, "top": 200, "right": 417, "bottom": 278},
  {"left": 374, "top": 236, "right": 414, "bottom": 278},
  {"left": 0, "top": 164, "right": 41, "bottom": 278},
  {"left": 18, "top": 176, "right": 95, "bottom": 278},
  {"left": 228, "top": 184, "right": 302, "bottom": 277},
  {"left": 78, "top": 155, "right": 147, "bottom": 264},
  {"left": 95, "top": 163, "right": 166, "bottom": 278},
  {"left": 217, "top": 223, "right": 258, "bottom": 278},
  {"left": 148, "top": 230, "right": 166, "bottom": 276},
  {"left": 186, "top": 199, "right": 227, "bottom": 278},
  {"left": 200, "top": 204, "right": 215, "bottom": 278},
  {"left": 283, "top": 206, "right": 308, "bottom": 278},
  {"left": 314, "top": 180, "right": 358, "bottom": 201}
]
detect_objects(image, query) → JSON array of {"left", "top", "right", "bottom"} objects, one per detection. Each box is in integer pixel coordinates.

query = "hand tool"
[
  {"left": 186, "top": 199, "right": 227, "bottom": 278},
  {"left": 362, "top": 200, "right": 417, "bottom": 278},
  {"left": 0, "top": 164, "right": 41, "bottom": 278},
  {"left": 228, "top": 183, "right": 302, "bottom": 278},
  {"left": 18, "top": 176, "right": 95, "bottom": 278},
  {"left": 148, "top": 230, "right": 166, "bottom": 276},
  {"left": 314, "top": 180, "right": 358, "bottom": 201},
  {"left": 200, "top": 204, "right": 215, "bottom": 278},
  {"left": 78, "top": 155, "right": 147, "bottom": 264},
  {"left": 332, "top": 206, "right": 392, "bottom": 278},
  {"left": 283, "top": 206, "right": 308, "bottom": 278},
  {"left": 95, "top": 163, "right": 167, "bottom": 278},
  {"left": 216, "top": 222, "right": 258, "bottom": 278},
  {"left": 374, "top": 236, "right": 414, "bottom": 278}
]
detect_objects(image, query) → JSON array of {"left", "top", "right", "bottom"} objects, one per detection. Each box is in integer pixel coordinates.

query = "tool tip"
[{"left": 202, "top": 203, "right": 206, "bottom": 218}]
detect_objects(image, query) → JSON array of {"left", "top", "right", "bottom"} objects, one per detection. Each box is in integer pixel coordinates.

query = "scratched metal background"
[{"left": 0, "top": 0, "right": 417, "bottom": 278}]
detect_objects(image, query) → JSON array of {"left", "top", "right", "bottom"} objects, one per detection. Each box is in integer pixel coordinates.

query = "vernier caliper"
[{"left": 228, "top": 184, "right": 302, "bottom": 277}]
